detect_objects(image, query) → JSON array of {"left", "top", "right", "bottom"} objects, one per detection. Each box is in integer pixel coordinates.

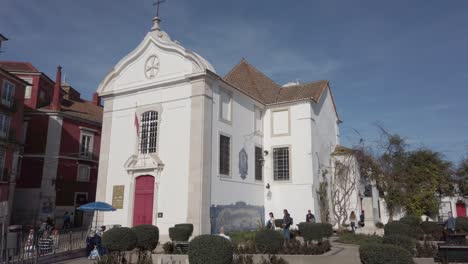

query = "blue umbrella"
[{"left": 77, "top": 202, "right": 116, "bottom": 228}]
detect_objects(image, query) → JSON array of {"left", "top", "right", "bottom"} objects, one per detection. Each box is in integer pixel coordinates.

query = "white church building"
[{"left": 95, "top": 17, "right": 343, "bottom": 238}]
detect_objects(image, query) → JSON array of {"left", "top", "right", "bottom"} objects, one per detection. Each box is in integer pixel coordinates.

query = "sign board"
[{"left": 112, "top": 185, "right": 125, "bottom": 209}]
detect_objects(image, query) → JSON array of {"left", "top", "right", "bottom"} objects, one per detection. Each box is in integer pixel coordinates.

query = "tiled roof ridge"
[{"left": 0, "top": 61, "right": 39, "bottom": 72}]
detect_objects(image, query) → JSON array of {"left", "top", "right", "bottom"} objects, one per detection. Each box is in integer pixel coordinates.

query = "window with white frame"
[
  {"left": 79, "top": 131, "right": 94, "bottom": 158},
  {"left": 219, "top": 134, "right": 231, "bottom": 176},
  {"left": 139, "top": 111, "right": 158, "bottom": 154},
  {"left": 19, "top": 77, "right": 33, "bottom": 99},
  {"left": 0, "top": 114, "right": 10, "bottom": 139},
  {"left": 0, "top": 149, "right": 5, "bottom": 182},
  {"left": 272, "top": 109, "right": 289, "bottom": 135},
  {"left": 2, "top": 80, "right": 15, "bottom": 107},
  {"left": 219, "top": 90, "right": 232, "bottom": 123},
  {"left": 273, "top": 147, "right": 290, "bottom": 181},
  {"left": 77, "top": 164, "right": 90, "bottom": 182},
  {"left": 254, "top": 107, "right": 263, "bottom": 133}
]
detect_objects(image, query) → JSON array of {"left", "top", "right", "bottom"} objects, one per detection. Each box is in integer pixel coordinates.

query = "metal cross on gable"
[{"left": 153, "top": 0, "right": 166, "bottom": 18}]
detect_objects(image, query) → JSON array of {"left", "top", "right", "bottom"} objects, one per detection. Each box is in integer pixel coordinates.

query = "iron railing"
[{"left": 1, "top": 227, "right": 88, "bottom": 264}]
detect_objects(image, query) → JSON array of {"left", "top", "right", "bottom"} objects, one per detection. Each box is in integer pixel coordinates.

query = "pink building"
[{"left": 0, "top": 62, "right": 103, "bottom": 228}]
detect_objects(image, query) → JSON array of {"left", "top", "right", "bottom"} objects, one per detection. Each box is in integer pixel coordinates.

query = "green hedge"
[
  {"left": 359, "top": 243, "right": 414, "bottom": 264},
  {"left": 169, "top": 226, "right": 192, "bottom": 242},
  {"left": 174, "top": 223, "right": 194, "bottom": 236},
  {"left": 384, "top": 221, "right": 422, "bottom": 239},
  {"left": 298, "top": 222, "right": 333, "bottom": 242},
  {"left": 456, "top": 217, "right": 468, "bottom": 232},
  {"left": 382, "top": 234, "right": 415, "bottom": 254},
  {"left": 188, "top": 235, "right": 233, "bottom": 264},
  {"left": 400, "top": 215, "right": 421, "bottom": 227},
  {"left": 132, "top": 224, "right": 159, "bottom": 251},
  {"left": 102, "top": 227, "right": 137, "bottom": 252},
  {"left": 421, "top": 222, "right": 443, "bottom": 240},
  {"left": 255, "top": 229, "right": 284, "bottom": 254}
]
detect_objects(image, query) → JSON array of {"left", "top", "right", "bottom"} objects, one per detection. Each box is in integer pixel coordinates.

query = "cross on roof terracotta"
[{"left": 153, "top": 0, "right": 166, "bottom": 18}]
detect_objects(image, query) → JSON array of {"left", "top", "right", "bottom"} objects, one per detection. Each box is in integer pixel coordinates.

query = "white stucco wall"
[{"left": 210, "top": 82, "right": 264, "bottom": 207}]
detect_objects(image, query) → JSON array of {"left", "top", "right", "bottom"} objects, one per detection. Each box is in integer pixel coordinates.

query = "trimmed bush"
[
  {"left": 456, "top": 217, "right": 468, "bottom": 232},
  {"left": 255, "top": 229, "right": 284, "bottom": 254},
  {"left": 174, "top": 223, "right": 194, "bottom": 236},
  {"left": 400, "top": 215, "right": 421, "bottom": 227},
  {"left": 188, "top": 235, "right": 233, "bottom": 264},
  {"left": 384, "top": 221, "right": 422, "bottom": 239},
  {"left": 102, "top": 227, "right": 137, "bottom": 252},
  {"left": 421, "top": 222, "right": 443, "bottom": 240},
  {"left": 383, "top": 234, "right": 415, "bottom": 254},
  {"left": 359, "top": 243, "right": 414, "bottom": 264},
  {"left": 169, "top": 226, "right": 192, "bottom": 241},
  {"left": 298, "top": 222, "right": 333, "bottom": 242},
  {"left": 336, "top": 233, "right": 383, "bottom": 246},
  {"left": 274, "top": 219, "right": 283, "bottom": 228},
  {"left": 132, "top": 224, "right": 159, "bottom": 251}
]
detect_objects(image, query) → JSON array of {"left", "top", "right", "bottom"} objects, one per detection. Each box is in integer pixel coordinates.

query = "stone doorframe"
[{"left": 124, "top": 154, "right": 164, "bottom": 226}]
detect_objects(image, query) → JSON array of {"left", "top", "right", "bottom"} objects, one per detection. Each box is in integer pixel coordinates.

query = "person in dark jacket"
[
  {"left": 306, "top": 210, "right": 316, "bottom": 223},
  {"left": 359, "top": 210, "right": 365, "bottom": 227},
  {"left": 282, "top": 209, "right": 292, "bottom": 241},
  {"left": 446, "top": 211, "right": 456, "bottom": 234}
]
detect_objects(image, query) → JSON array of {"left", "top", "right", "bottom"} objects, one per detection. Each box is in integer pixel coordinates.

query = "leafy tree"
[
  {"left": 456, "top": 158, "right": 468, "bottom": 197},
  {"left": 402, "top": 149, "right": 453, "bottom": 216},
  {"left": 354, "top": 128, "right": 453, "bottom": 220}
]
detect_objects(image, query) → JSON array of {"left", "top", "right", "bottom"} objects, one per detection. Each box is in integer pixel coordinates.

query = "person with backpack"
[{"left": 282, "top": 209, "right": 293, "bottom": 241}]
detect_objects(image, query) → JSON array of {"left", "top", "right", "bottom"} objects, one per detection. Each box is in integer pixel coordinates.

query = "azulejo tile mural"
[{"left": 210, "top": 201, "right": 265, "bottom": 234}]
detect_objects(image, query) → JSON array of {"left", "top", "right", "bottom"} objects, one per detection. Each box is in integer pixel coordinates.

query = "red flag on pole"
[{"left": 134, "top": 113, "right": 140, "bottom": 137}]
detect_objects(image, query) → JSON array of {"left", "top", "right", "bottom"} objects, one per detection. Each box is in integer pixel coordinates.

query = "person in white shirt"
[
  {"left": 218, "top": 226, "right": 231, "bottom": 241},
  {"left": 267, "top": 212, "right": 276, "bottom": 230}
]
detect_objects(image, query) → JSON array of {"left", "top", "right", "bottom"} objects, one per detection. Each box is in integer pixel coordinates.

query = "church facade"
[{"left": 96, "top": 17, "right": 341, "bottom": 238}]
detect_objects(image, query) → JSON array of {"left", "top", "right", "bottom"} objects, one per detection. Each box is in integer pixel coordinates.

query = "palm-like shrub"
[
  {"left": 421, "top": 222, "right": 443, "bottom": 240},
  {"left": 400, "top": 215, "right": 421, "bottom": 227},
  {"left": 169, "top": 226, "right": 192, "bottom": 242},
  {"left": 456, "top": 217, "right": 468, "bottom": 232},
  {"left": 384, "top": 221, "right": 422, "bottom": 239}
]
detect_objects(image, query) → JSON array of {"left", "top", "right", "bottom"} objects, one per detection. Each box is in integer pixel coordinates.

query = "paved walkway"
[{"left": 54, "top": 242, "right": 362, "bottom": 264}]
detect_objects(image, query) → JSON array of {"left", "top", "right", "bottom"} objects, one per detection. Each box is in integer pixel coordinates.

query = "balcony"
[{"left": 0, "top": 98, "right": 18, "bottom": 113}]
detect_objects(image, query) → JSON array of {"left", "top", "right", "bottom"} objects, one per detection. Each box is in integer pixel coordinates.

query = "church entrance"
[
  {"left": 133, "top": 175, "right": 155, "bottom": 226},
  {"left": 456, "top": 201, "right": 466, "bottom": 217}
]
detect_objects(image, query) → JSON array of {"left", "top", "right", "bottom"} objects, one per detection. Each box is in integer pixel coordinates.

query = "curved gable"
[{"left": 97, "top": 30, "right": 215, "bottom": 96}]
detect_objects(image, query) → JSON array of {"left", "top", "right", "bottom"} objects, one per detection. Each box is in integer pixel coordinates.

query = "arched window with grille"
[{"left": 139, "top": 111, "right": 158, "bottom": 154}]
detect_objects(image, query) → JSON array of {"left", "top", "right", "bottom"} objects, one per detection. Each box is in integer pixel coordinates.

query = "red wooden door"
[
  {"left": 456, "top": 202, "right": 467, "bottom": 217},
  {"left": 133, "top": 176, "right": 155, "bottom": 226}
]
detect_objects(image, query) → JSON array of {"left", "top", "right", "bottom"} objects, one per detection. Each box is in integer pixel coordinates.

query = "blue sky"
[{"left": 1, "top": 0, "right": 467, "bottom": 162}]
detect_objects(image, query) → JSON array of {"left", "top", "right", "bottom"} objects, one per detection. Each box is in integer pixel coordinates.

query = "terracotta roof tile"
[
  {"left": 60, "top": 100, "right": 103, "bottom": 123},
  {"left": 224, "top": 59, "right": 281, "bottom": 104},
  {"left": 31, "top": 97, "right": 103, "bottom": 124},
  {"left": 0, "top": 61, "right": 39, "bottom": 73},
  {"left": 223, "top": 59, "right": 330, "bottom": 105}
]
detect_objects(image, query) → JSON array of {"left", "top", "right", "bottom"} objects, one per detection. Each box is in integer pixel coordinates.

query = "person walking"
[
  {"left": 306, "top": 210, "right": 316, "bottom": 223},
  {"left": 267, "top": 212, "right": 276, "bottom": 230},
  {"left": 282, "top": 209, "right": 292, "bottom": 241},
  {"left": 63, "top": 212, "right": 71, "bottom": 229},
  {"left": 359, "top": 210, "right": 365, "bottom": 227},
  {"left": 349, "top": 211, "right": 357, "bottom": 233},
  {"left": 446, "top": 211, "right": 456, "bottom": 234}
]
